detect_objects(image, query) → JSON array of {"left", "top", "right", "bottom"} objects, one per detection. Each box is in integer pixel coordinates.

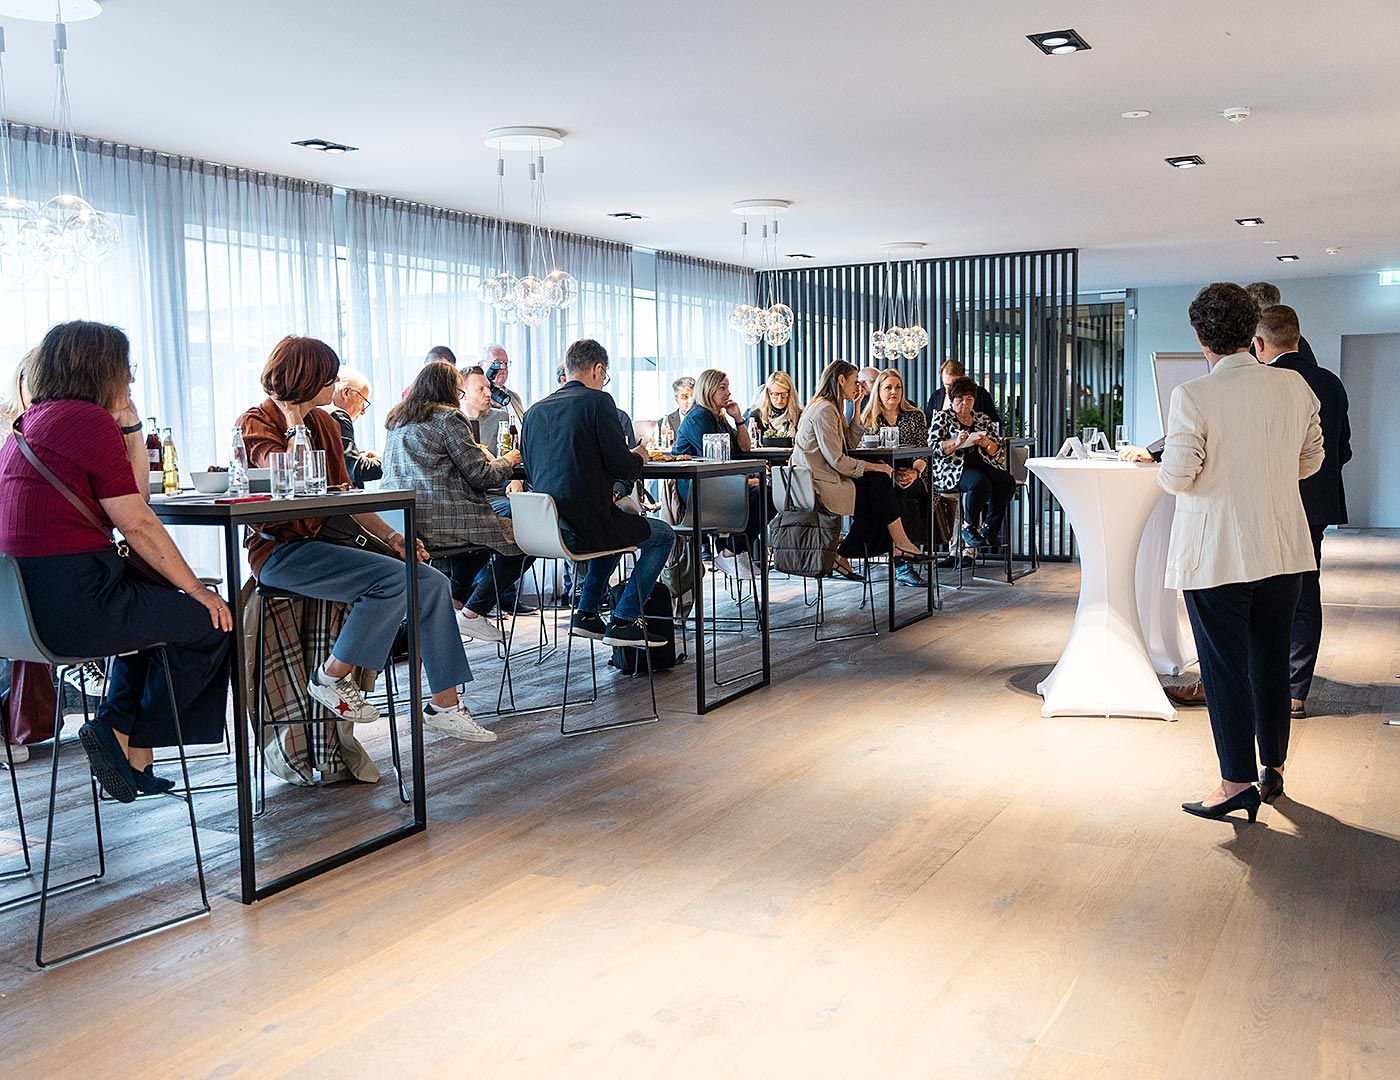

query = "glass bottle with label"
[
  {"left": 161, "top": 427, "right": 179, "bottom": 495},
  {"left": 289, "top": 425, "right": 314, "bottom": 495},
  {"left": 145, "top": 417, "right": 162, "bottom": 480}
]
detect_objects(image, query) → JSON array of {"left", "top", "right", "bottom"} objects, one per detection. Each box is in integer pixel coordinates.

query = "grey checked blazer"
[{"left": 381, "top": 408, "right": 520, "bottom": 554}]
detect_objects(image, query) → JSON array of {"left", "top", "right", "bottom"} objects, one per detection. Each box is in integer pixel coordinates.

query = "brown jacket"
[{"left": 238, "top": 399, "right": 352, "bottom": 576}]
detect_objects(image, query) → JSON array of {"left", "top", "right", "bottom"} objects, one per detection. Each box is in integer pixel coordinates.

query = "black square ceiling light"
[
  {"left": 1027, "top": 29, "right": 1091, "bottom": 55},
  {"left": 1166, "top": 155, "right": 1206, "bottom": 169},
  {"left": 293, "top": 138, "right": 358, "bottom": 155}
]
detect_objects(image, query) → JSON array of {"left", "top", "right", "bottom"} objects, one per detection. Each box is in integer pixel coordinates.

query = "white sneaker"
[
  {"left": 455, "top": 608, "right": 504, "bottom": 643},
  {"left": 733, "top": 552, "right": 757, "bottom": 580},
  {"left": 63, "top": 661, "right": 109, "bottom": 699},
  {"left": 3, "top": 741, "right": 29, "bottom": 764},
  {"left": 423, "top": 703, "right": 496, "bottom": 742},
  {"left": 307, "top": 670, "right": 382, "bottom": 723}
]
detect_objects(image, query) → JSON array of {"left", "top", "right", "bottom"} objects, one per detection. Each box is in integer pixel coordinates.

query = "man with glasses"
[
  {"left": 521, "top": 339, "right": 674, "bottom": 648},
  {"left": 325, "top": 368, "right": 382, "bottom": 488},
  {"left": 481, "top": 343, "right": 527, "bottom": 427}
]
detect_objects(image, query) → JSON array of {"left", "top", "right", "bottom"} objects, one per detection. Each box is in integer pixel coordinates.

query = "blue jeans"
[
  {"left": 260, "top": 541, "right": 472, "bottom": 695},
  {"left": 576, "top": 518, "right": 675, "bottom": 622}
]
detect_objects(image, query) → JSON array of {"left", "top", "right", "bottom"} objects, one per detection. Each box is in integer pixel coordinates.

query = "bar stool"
[
  {"left": 251, "top": 583, "right": 409, "bottom": 812},
  {"left": 0, "top": 552, "right": 209, "bottom": 968},
  {"left": 770, "top": 466, "right": 877, "bottom": 642},
  {"left": 2, "top": 701, "right": 34, "bottom": 892},
  {"left": 672, "top": 473, "right": 763, "bottom": 684},
  {"left": 507, "top": 492, "right": 659, "bottom": 737}
]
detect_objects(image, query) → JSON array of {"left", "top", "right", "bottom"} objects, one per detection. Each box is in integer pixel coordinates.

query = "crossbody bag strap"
[{"left": 11, "top": 424, "right": 112, "bottom": 537}]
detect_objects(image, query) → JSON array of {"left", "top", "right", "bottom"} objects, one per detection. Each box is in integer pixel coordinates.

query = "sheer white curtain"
[
  {"left": 346, "top": 191, "right": 632, "bottom": 429},
  {"left": 655, "top": 252, "right": 755, "bottom": 419},
  {"left": 0, "top": 124, "right": 341, "bottom": 468}
]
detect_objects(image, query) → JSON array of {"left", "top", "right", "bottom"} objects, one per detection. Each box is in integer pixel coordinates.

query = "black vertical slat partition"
[{"left": 757, "top": 247, "right": 1098, "bottom": 559}]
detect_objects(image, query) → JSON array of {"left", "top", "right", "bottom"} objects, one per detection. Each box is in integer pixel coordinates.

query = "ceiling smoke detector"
[
  {"left": 1221, "top": 106, "right": 1251, "bottom": 124},
  {"left": 1326, "top": 246, "right": 1342, "bottom": 256}
]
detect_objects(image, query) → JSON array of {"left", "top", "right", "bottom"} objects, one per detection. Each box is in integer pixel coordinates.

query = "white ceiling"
[{"left": 2, "top": 0, "right": 1399, "bottom": 289}]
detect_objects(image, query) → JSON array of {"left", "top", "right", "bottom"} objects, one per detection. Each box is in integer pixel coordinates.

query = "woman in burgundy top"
[
  {"left": 0, "top": 321, "right": 232, "bottom": 802},
  {"left": 238, "top": 337, "right": 489, "bottom": 743}
]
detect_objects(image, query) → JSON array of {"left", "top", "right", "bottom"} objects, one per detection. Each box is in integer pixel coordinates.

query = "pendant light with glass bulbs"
[
  {"left": 0, "top": 26, "right": 42, "bottom": 285},
  {"left": 14, "top": 2, "right": 119, "bottom": 278},
  {"left": 870, "top": 242, "right": 929, "bottom": 362},
  {"left": 476, "top": 126, "right": 576, "bottom": 327},
  {"left": 728, "top": 199, "right": 793, "bottom": 348}
]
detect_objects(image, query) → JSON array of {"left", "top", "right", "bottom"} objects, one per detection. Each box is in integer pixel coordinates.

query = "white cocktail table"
[{"left": 1026, "top": 458, "right": 1176, "bottom": 721}]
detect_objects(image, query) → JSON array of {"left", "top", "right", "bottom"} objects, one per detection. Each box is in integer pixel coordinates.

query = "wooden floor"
[{"left": 3, "top": 531, "right": 1399, "bottom": 1079}]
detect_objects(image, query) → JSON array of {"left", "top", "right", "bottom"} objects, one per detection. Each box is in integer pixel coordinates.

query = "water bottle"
[
  {"left": 228, "top": 425, "right": 249, "bottom": 496},
  {"left": 289, "top": 425, "right": 314, "bottom": 496}
]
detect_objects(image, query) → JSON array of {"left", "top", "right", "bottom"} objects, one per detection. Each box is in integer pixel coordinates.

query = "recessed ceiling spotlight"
[
  {"left": 1028, "top": 29, "right": 1090, "bottom": 54},
  {"left": 292, "top": 138, "right": 358, "bottom": 154},
  {"left": 1120, "top": 110, "right": 1151, "bottom": 119},
  {"left": 1326, "top": 246, "right": 1342, "bottom": 256},
  {"left": 1276, "top": 254, "right": 1301, "bottom": 263},
  {"left": 786, "top": 253, "right": 815, "bottom": 260},
  {"left": 1235, "top": 217, "right": 1265, "bottom": 227},
  {"left": 1166, "top": 155, "right": 1206, "bottom": 169},
  {"left": 1262, "top": 239, "right": 1281, "bottom": 245},
  {"left": 606, "top": 211, "right": 645, "bottom": 221}
]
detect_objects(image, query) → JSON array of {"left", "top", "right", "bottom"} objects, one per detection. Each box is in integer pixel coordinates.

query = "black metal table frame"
[
  {"left": 646, "top": 459, "right": 772, "bottom": 714},
  {"left": 152, "top": 490, "right": 426, "bottom": 904},
  {"left": 848, "top": 446, "right": 941, "bottom": 631}
]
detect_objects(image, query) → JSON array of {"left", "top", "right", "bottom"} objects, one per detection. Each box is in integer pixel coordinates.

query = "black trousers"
[
  {"left": 958, "top": 464, "right": 1015, "bottom": 541},
  {"left": 17, "top": 549, "right": 231, "bottom": 748},
  {"left": 840, "top": 472, "right": 902, "bottom": 557},
  {"left": 445, "top": 549, "right": 531, "bottom": 614},
  {"left": 1290, "top": 523, "right": 1328, "bottom": 701},
  {"left": 1184, "top": 573, "right": 1303, "bottom": 783},
  {"left": 894, "top": 480, "right": 930, "bottom": 551}
]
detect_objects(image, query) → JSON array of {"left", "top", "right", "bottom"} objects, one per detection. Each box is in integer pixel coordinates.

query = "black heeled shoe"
[
  {"left": 133, "top": 764, "right": 177, "bottom": 796},
  {"left": 1181, "top": 785, "right": 1260, "bottom": 822},
  {"left": 1258, "top": 767, "right": 1285, "bottom": 805}
]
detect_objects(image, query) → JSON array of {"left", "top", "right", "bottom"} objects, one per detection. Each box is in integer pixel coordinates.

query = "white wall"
[
  {"left": 1340, "top": 333, "right": 1400, "bottom": 527},
  {"left": 1126, "top": 272, "right": 1400, "bottom": 443}
]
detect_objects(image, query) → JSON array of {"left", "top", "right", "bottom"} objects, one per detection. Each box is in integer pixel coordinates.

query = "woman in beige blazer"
[
  {"left": 790, "top": 360, "right": 930, "bottom": 578},
  {"left": 1163, "top": 283, "right": 1323, "bottom": 823}
]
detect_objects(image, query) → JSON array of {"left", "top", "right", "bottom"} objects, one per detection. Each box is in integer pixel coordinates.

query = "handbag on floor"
[
  {"left": 769, "top": 466, "right": 841, "bottom": 578},
  {"left": 607, "top": 581, "right": 678, "bottom": 675}
]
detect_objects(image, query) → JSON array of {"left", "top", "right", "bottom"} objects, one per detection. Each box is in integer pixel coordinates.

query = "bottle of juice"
[{"left": 161, "top": 427, "right": 179, "bottom": 495}]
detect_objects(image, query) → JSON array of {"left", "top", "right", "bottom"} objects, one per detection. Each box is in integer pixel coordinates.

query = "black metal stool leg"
[{"left": 1, "top": 708, "right": 30, "bottom": 884}]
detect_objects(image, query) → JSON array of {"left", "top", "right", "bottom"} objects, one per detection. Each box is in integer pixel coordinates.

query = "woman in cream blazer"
[
  {"left": 790, "top": 360, "right": 930, "bottom": 575},
  {"left": 1163, "top": 283, "right": 1323, "bottom": 824}
]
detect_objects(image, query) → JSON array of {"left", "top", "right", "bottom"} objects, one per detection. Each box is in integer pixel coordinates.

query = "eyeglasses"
[
  {"left": 347, "top": 384, "right": 371, "bottom": 409},
  {"left": 457, "top": 388, "right": 467, "bottom": 400},
  {"left": 128, "top": 361, "right": 138, "bottom": 384}
]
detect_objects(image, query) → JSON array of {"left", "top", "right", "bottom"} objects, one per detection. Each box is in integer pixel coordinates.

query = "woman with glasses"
[
  {"left": 860, "top": 368, "right": 931, "bottom": 585},
  {"left": 0, "top": 321, "right": 232, "bottom": 801},
  {"left": 381, "top": 362, "right": 530, "bottom": 644},
  {"left": 747, "top": 371, "right": 802, "bottom": 448},
  {"left": 238, "top": 337, "right": 493, "bottom": 743}
]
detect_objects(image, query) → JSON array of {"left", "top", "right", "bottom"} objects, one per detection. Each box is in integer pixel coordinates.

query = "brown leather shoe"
[
  {"left": 1291, "top": 698, "right": 1306, "bottom": 718},
  {"left": 1164, "top": 681, "right": 1207, "bottom": 707}
]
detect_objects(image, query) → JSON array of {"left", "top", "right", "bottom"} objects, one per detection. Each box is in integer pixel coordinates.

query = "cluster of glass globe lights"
[
  {"left": 728, "top": 200, "right": 794, "bottom": 347},
  {"left": 0, "top": 10, "right": 120, "bottom": 283},
  {"left": 870, "top": 242, "right": 930, "bottom": 361},
  {"left": 474, "top": 127, "right": 577, "bottom": 327}
]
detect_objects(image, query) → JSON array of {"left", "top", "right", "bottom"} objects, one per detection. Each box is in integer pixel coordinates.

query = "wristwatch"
[{"left": 120, "top": 420, "right": 144, "bottom": 435}]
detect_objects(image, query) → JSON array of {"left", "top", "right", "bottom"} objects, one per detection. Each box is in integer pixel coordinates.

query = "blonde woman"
[
  {"left": 747, "top": 371, "right": 801, "bottom": 447},
  {"left": 673, "top": 368, "right": 761, "bottom": 577},
  {"left": 791, "top": 360, "right": 930, "bottom": 578},
  {"left": 860, "top": 368, "right": 931, "bottom": 584}
]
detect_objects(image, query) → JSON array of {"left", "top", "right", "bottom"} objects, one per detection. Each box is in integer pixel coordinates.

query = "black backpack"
[{"left": 606, "top": 580, "right": 679, "bottom": 675}]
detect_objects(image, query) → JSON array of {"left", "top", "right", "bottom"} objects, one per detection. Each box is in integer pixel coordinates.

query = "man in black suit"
[
  {"left": 1254, "top": 305, "right": 1351, "bottom": 718},
  {"left": 1244, "top": 282, "right": 1321, "bottom": 365},
  {"left": 521, "top": 339, "right": 674, "bottom": 649},
  {"left": 325, "top": 368, "right": 382, "bottom": 488},
  {"left": 925, "top": 359, "right": 998, "bottom": 424}
]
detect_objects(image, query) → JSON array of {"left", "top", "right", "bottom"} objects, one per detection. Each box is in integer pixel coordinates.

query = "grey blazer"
[
  {"left": 789, "top": 397, "right": 866, "bottom": 516},
  {"left": 381, "top": 408, "right": 519, "bottom": 554}
]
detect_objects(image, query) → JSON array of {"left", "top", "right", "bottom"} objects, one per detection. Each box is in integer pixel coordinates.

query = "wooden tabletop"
[{"left": 150, "top": 488, "right": 417, "bottom": 524}]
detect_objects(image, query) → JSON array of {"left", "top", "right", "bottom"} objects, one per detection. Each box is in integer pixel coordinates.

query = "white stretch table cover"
[
  {"left": 1136, "top": 492, "right": 1197, "bottom": 676},
  {"left": 1027, "top": 458, "right": 1176, "bottom": 721}
]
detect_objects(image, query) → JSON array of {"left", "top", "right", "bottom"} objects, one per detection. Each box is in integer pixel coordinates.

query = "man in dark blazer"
[
  {"left": 925, "top": 359, "right": 998, "bottom": 425},
  {"left": 1255, "top": 305, "right": 1351, "bottom": 717},
  {"left": 521, "top": 339, "right": 673, "bottom": 649},
  {"left": 325, "top": 368, "right": 382, "bottom": 488}
]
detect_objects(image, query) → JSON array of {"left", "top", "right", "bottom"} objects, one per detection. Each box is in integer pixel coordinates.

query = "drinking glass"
[
  {"left": 268, "top": 451, "right": 294, "bottom": 497},
  {"left": 1114, "top": 424, "right": 1130, "bottom": 451},
  {"left": 702, "top": 432, "right": 730, "bottom": 462},
  {"left": 879, "top": 426, "right": 900, "bottom": 449},
  {"left": 309, "top": 450, "right": 328, "bottom": 495},
  {"left": 1079, "top": 427, "right": 1099, "bottom": 449}
]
